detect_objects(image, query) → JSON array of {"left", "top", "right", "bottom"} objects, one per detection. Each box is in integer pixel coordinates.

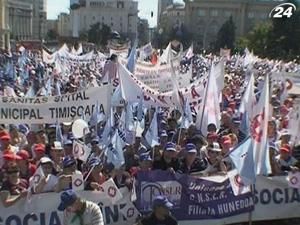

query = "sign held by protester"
[{"left": 0, "top": 85, "right": 112, "bottom": 124}]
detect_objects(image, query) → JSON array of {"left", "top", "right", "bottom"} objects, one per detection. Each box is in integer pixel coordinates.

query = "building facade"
[
  {"left": 58, "top": 13, "right": 71, "bottom": 37},
  {"left": 160, "top": 3, "right": 185, "bottom": 33},
  {"left": 0, "top": 0, "right": 8, "bottom": 49},
  {"left": 157, "top": 0, "right": 173, "bottom": 26},
  {"left": 23, "top": 0, "right": 47, "bottom": 39},
  {"left": 70, "top": 0, "right": 138, "bottom": 41},
  {"left": 184, "top": 0, "right": 278, "bottom": 49},
  {"left": 7, "top": 0, "right": 33, "bottom": 41}
]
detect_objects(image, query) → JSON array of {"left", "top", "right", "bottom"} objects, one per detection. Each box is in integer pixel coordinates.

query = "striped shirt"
[{"left": 63, "top": 201, "right": 104, "bottom": 225}]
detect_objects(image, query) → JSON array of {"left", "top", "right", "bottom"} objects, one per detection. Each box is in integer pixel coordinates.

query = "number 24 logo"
[{"left": 269, "top": 3, "right": 297, "bottom": 18}]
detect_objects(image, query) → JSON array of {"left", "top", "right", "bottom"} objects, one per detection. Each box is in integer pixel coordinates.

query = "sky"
[{"left": 47, "top": 0, "right": 184, "bottom": 28}]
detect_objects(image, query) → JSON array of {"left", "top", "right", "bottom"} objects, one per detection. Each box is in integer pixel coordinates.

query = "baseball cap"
[
  {"left": 64, "top": 139, "right": 73, "bottom": 146},
  {"left": 0, "top": 132, "right": 11, "bottom": 141},
  {"left": 164, "top": 142, "right": 176, "bottom": 152},
  {"left": 3, "top": 153, "right": 22, "bottom": 161},
  {"left": 186, "top": 143, "right": 197, "bottom": 153},
  {"left": 63, "top": 156, "right": 76, "bottom": 168},
  {"left": 34, "top": 144, "right": 46, "bottom": 153},
  {"left": 57, "top": 189, "right": 78, "bottom": 211},
  {"left": 208, "top": 142, "right": 222, "bottom": 152},
  {"left": 52, "top": 141, "right": 64, "bottom": 150},
  {"left": 139, "top": 153, "right": 152, "bottom": 162},
  {"left": 153, "top": 196, "right": 173, "bottom": 209},
  {"left": 16, "top": 150, "right": 30, "bottom": 160},
  {"left": 88, "top": 157, "right": 103, "bottom": 169},
  {"left": 40, "top": 157, "right": 53, "bottom": 165},
  {"left": 280, "top": 144, "right": 291, "bottom": 153}
]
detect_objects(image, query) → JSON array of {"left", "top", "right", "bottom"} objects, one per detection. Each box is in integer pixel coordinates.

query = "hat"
[
  {"left": 164, "top": 142, "right": 176, "bottom": 152},
  {"left": 221, "top": 136, "right": 231, "bottom": 145},
  {"left": 57, "top": 189, "right": 78, "bottom": 211},
  {"left": 63, "top": 156, "right": 76, "bottom": 168},
  {"left": 0, "top": 132, "right": 11, "bottom": 141},
  {"left": 34, "top": 144, "right": 46, "bottom": 153},
  {"left": 63, "top": 122, "right": 72, "bottom": 126},
  {"left": 40, "top": 157, "right": 53, "bottom": 164},
  {"left": 160, "top": 130, "right": 168, "bottom": 137},
  {"left": 186, "top": 143, "right": 197, "bottom": 153},
  {"left": 52, "top": 141, "right": 64, "bottom": 150},
  {"left": 16, "top": 150, "right": 30, "bottom": 160},
  {"left": 3, "top": 153, "right": 22, "bottom": 161},
  {"left": 232, "top": 117, "right": 241, "bottom": 125},
  {"left": 139, "top": 153, "right": 152, "bottom": 162},
  {"left": 91, "top": 137, "right": 100, "bottom": 144},
  {"left": 207, "top": 132, "right": 219, "bottom": 140},
  {"left": 280, "top": 129, "right": 291, "bottom": 137},
  {"left": 153, "top": 196, "right": 173, "bottom": 209},
  {"left": 280, "top": 144, "right": 291, "bottom": 153},
  {"left": 64, "top": 139, "right": 73, "bottom": 146},
  {"left": 88, "top": 157, "right": 103, "bottom": 168},
  {"left": 208, "top": 142, "right": 222, "bottom": 152}
]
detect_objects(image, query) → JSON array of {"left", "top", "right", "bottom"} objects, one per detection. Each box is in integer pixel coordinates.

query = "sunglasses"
[{"left": 7, "top": 170, "right": 20, "bottom": 174}]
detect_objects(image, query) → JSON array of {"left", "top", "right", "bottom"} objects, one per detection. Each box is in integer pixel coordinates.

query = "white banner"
[
  {"left": 0, "top": 188, "right": 139, "bottom": 225},
  {"left": 119, "top": 57, "right": 192, "bottom": 92},
  {"left": 0, "top": 85, "right": 112, "bottom": 124},
  {"left": 0, "top": 176, "right": 299, "bottom": 225}
]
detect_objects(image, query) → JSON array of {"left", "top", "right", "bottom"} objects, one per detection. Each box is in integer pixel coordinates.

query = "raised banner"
[
  {"left": 0, "top": 85, "right": 112, "bottom": 124},
  {"left": 136, "top": 170, "right": 254, "bottom": 220}
]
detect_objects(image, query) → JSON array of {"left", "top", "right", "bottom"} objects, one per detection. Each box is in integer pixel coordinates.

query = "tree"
[
  {"left": 46, "top": 29, "right": 58, "bottom": 40},
  {"left": 87, "top": 23, "right": 111, "bottom": 46},
  {"left": 215, "top": 16, "right": 235, "bottom": 51}
]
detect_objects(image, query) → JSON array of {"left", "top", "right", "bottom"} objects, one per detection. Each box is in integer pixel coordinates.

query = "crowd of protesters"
[{"left": 0, "top": 45, "right": 299, "bottom": 221}]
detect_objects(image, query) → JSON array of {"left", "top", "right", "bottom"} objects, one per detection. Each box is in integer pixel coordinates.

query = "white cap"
[{"left": 40, "top": 157, "right": 53, "bottom": 164}]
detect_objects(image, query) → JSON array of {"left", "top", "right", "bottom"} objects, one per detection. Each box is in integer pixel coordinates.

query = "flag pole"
[{"left": 248, "top": 184, "right": 254, "bottom": 225}]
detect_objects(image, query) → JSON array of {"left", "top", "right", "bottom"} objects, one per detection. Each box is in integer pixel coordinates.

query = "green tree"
[
  {"left": 215, "top": 16, "right": 235, "bottom": 51},
  {"left": 46, "top": 29, "right": 58, "bottom": 40},
  {"left": 99, "top": 24, "right": 111, "bottom": 46},
  {"left": 87, "top": 23, "right": 111, "bottom": 46}
]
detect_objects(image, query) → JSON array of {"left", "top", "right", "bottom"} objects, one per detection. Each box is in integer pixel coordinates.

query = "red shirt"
[{"left": 0, "top": 179, "right": 28, "bottom": 195}]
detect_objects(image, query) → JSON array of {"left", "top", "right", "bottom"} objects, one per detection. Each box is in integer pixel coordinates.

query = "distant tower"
[{"left": 157, "top": 0, "right": 173, "bottom": 25}]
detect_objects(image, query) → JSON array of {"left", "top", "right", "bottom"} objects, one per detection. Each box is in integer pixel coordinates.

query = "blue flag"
[
  {"left": 126, "top": 40, "right": 137, "bottom": 73},
  {"left": 56, "top": 122, "right": 64, "bottom": 143},
  {"left": 229, "top": 137, "right": 256, "bottom": 186}
]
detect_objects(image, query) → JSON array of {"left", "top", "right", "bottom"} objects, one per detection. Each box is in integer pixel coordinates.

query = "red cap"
[
  {"left": 207, "top": 132, "right": 219, "bottom": 140},
  {"left": 3, "top": 153, "right": 22, "bottom": 161},
  {"left": 0, "top": 132, "right": 11, "bottom": 141},
  {"left": 16, "top": 150, "right": 30, "bottom": 160},
  {"left": 280, "top": 144, "right": 291, "bottom": 153},
  {"left": 34, "top": 144, "right": 46, "bottom": 153},
  {"left": 221, "top": 136, "right": 231, "bottom": 145}
]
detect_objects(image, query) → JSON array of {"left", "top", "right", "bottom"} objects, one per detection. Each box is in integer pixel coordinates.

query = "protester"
[
  {"left": 137, "top": 195, "right": 178, "bottom": 225},
  {"left": 57, "top": 189, "right": 104, "bottom": 225}
]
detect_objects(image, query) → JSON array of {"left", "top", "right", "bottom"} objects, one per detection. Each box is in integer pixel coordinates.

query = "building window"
[
  {"left": 102, "top": 16, "right": 104, "bottom": 20},
  {"left": 177, "top": 12, "right": 180, "bottom": 16},
  {"left": 224, "top": 11, "right": 231, "bottom": 17},
  {"left": 198, "top": 9, "right": 206, "bottom": 16},
  {"left": 211, "top": 10, "right": 218, "bottom": 17},
  {"left": 111, "top": 17, "right": 113, "bottom": 21},
  {"left": 117, "top": 1, "right": 124, "bottom": 9},
  {"left": 248, "top": 12, "right": 254, "bottom": 18},
  {"left": 111, "top": 22, "right": 114, "bottom": 26}
]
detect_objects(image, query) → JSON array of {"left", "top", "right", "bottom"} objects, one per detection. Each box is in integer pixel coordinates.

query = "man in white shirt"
[{"left": 58, "top": 189, "right": 104, "bottom": 225}]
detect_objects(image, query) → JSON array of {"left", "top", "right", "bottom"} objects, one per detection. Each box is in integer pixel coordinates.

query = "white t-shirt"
[{"left": 40, "top": 174, "right": 58, "bottom": 193}]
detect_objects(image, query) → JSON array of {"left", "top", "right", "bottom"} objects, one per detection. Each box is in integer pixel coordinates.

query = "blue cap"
[
  {"left": 88, "top": 157, "right": 102, "bottom": 168},
  {"left": 63, "top": 156, "right": 76, "bottom": 168},
  {"left": 160, "top": 130, "right": 168, "bottom": 137},
  {"left": 91, "top": 137, "right": 100, "bottom": 144},
  {"left": 186, "top": 143, "right": 197, "bottom": 153},
  {"left": 57, "top": 189, "right": 78, "bottom": 211},
  {"left": 139, "top": 153, "right": 152, "bottom": 162},
  {"left": 153, "top": 196, "right": 173, "bottom": 209},
  {"left": 165, "top": 142, "right": 176, "bottom": 152}
]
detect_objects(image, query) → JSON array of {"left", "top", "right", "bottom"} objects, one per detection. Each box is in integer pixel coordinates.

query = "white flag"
[
  {"left": 73, "top": 140, "right": 92, "bottom": 162},
  {"left": 145, "top": 109, "right": 159, "bottom": 147},
  {"left": 228, "top": 170, "right": 251, "bottom": 196},
  {"left": 29, "top": 166, "right": 45, "bottom": 192},
  {"left": 100, "top": 178, "right": 123, "bottom": 204},
  {"left": 72, "top": 173, "right": 84, "bottom": 191},
  {"left": 288, "top": 172, "right": 300, "bottom": 189},
  {"left": 200, "top": 65, "right": 221, "bottom": 136},
  {"left": 252, "top": 74, "right": 270, "bottom": 175}
]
